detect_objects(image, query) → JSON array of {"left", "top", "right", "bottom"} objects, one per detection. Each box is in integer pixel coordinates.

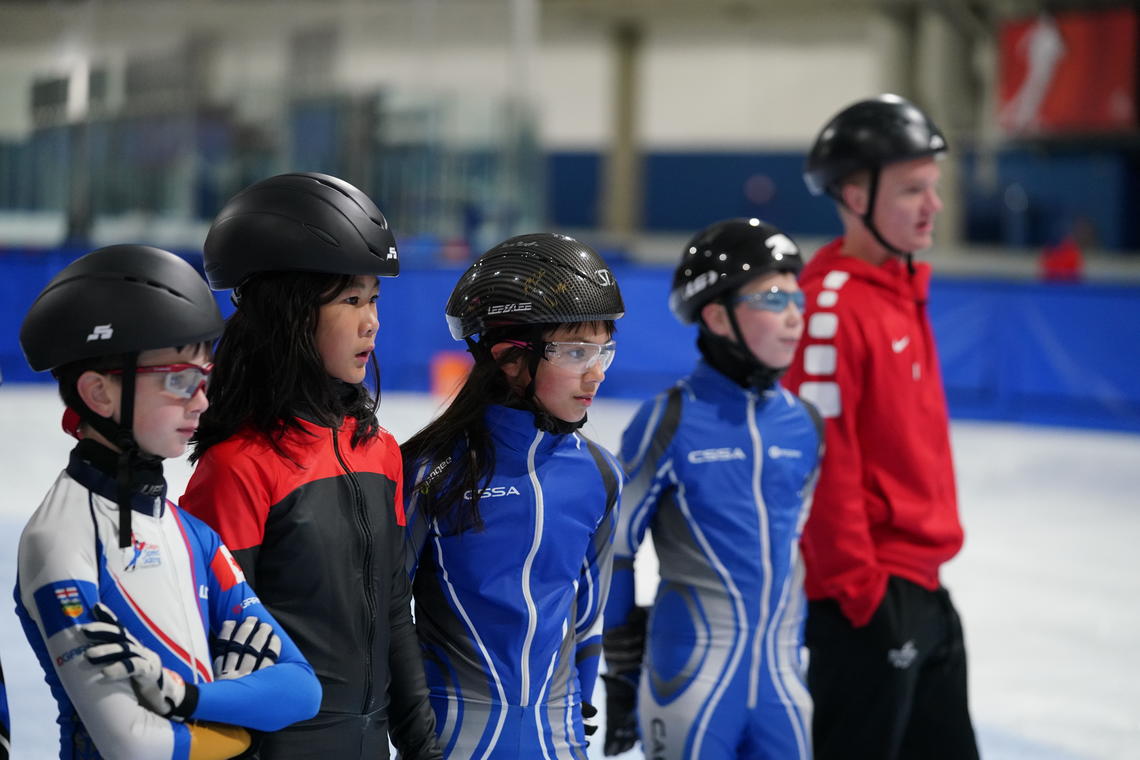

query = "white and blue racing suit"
[
  {"left": 606, "top": 361, "right": 822, "bottom": 760},
  {"left": 406, "top": 405, "right": 622, "bottom": 759},
  {"left": 15, "top": 440, "right": 322, "bottom": 760}
]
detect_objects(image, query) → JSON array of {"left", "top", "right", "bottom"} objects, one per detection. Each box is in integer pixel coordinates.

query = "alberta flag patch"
[
  {"left": 56, "top": 586, "right": 83, "bottom": 618},
  {"left": 33, "top": 580, "right": 97, "bottom": 635}
]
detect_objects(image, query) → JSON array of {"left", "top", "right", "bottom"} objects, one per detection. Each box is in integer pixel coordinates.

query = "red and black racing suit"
[{"left": 182, "top": 416, "right": 441, "bottom": 759}]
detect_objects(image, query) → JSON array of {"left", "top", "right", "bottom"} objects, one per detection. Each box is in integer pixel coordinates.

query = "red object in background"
[
  {"left": 1039, "top": 236, "right": 1085, "bottom": 281},
  {"left": 999, "top": 8, "right": 1138, "bottom": 134}
]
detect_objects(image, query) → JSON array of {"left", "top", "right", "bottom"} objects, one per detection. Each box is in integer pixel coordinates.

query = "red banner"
[{"left": 998, "top": 8, "right": 1137, "bottom": 135}]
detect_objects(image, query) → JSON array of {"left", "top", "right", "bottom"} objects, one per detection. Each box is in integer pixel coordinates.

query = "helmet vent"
[
  {"left": 122, "top": 275, "right": 193, "bottom": 304},
  {"left": 303, "top": 223, "right": 339, "bottom": 247}
]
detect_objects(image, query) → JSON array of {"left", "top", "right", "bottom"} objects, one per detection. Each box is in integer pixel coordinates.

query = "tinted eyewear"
[{"left": 734, "top": 288, "right": 805, "bottom": 314}]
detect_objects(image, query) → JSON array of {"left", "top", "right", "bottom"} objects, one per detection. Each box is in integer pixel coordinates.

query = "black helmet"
[
  {"left": 669, "top": 218, "right": 803, "bottom": 325},
  {"left": 804, "top": 94, "right": 947, "bottom": 198},
  {"left": 203, "top": 171, "right": 399, "bottom": 289},
  {"left": 445, "top": 232, "right": 625, "bottom": 340},
  {"left": 20, "top": 245, "right": 224, "bottom": 373}
]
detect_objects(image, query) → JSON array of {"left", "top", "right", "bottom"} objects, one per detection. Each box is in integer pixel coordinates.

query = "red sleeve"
[
  {"left": 391, "top": 436, "right": 406, "bottom": 527},
  {"left": 181, "top": 443, "right": 272, "bottom": 554},
  {"left": 785, "top": 291, "right": 888, "bottom": 628}
]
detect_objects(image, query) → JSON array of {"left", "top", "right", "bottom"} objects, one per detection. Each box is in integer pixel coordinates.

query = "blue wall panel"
[{"left": 2, "top": 251, "right": 1138, "bottom": 433}]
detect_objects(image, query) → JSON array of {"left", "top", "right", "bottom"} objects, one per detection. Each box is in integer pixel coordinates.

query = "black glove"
[
  {"left": 601, "top": 674, "right": 638, "bottom": 756},
  {"left": 601, "top": 606, "right": 648, "bottom": 756},
  {"left": 582, "top": 700, "right": 598, "bottom": 738}
]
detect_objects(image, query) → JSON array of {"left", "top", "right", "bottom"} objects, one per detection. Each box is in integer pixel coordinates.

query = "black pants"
[
  {"left": 807, "top": 576, "right": 980, "bottom": 760},
  {"left": 255, "top": 709, "right": 392, "bottom": 759}
]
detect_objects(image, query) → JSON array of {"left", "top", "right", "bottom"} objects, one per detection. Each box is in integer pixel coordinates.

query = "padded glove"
[
  {"left": 82, "top": 603, "right": 198, "bottom": 721},
  {"left": 213, "top": 616, "right": 281, "bottom": 680}
]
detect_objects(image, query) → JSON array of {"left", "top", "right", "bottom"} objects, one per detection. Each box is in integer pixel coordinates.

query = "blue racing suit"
[
  {"left": 15, "top": 440, "right": 322, "bottom": 760},
  {"left": 406, "top": 405, "right": 622, "bottom": 759},
  {"left": 605, "top": 361, "right": 822, "bottom": 760}
]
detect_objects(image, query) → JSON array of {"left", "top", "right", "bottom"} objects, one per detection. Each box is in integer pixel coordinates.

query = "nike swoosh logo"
[{"left": 892, "top": 337, "right": 910, "bottom": 353}]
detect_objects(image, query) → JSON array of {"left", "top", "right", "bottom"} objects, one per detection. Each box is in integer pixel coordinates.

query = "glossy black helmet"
[
  {"left": 445, "top": 232, "right": 625, "bottom": 340},
  {"left": 804, "top": 93, "right": 947, "bottom": 198},
  {"left": 669, "top": 218, "right": 803, "bottom": 325},
  {"left": 20, "top": 245, "right": 224, "bottom": 373},
  {"left": 203, "top": 172, "right": 399, "bottom": 289}
]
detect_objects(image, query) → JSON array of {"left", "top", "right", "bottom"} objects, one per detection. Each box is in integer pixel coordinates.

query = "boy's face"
[
  {"left": 112, "top": 345, "right": 212, "bottom": 459},
  {"left": 315, "top": 275, "right": 379, "bottom": 385},
  {"left": 702, "top": 271, "right": 804, "bottom": 369}
]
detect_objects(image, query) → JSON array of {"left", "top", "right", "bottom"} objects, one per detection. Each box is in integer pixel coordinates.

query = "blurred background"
[{"left": 0, "top": 0, "right": 1138, "bottom": 431}]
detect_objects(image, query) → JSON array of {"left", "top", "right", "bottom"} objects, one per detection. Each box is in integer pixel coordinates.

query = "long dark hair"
[
  {"left": 191, "top": 271, "right": 380, "bottom": 462},
  {"left": 402, "top": 320, "right": 614, "bottom": 533}
]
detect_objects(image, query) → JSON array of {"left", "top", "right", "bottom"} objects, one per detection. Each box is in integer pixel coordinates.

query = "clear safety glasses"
[
  {"left": 107, "top": 362, "right": 214, "bottom": 399},
  {"left": 543, "top": 340, "right": 617, "bottom": 373},
  {"left": 734, "top": 287, "right": 806, "bottom": 314}
]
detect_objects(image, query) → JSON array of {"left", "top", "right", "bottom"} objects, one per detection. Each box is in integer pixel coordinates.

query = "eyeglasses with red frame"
[{"left": 106, "top": 363, "right": 214, "bottom": 400}]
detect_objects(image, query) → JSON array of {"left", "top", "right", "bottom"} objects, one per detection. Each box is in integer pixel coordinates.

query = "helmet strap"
[
  {"left": 471, "top": 330, "right": 587, "bottom": 435},
  {"left": 832, "top": 168, "right": 912, "bottom": 260},
  {"left": 71, "top": 352, "right": 148, "bottom": 548},
  {"left": 697, "top": 301, "right": 784, "bottom": 391}
]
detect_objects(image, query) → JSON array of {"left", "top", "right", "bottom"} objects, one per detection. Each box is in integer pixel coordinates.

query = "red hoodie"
[{"left": 784, "top": 239, "right": 964, "bottom": 627}]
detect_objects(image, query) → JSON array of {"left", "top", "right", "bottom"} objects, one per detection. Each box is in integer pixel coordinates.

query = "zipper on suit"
[{"left": 332, "top": 429, "right": 378, "bottom": 711}]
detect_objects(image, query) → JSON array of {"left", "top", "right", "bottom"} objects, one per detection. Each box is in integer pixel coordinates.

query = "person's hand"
[
  {"left": 582, "top": 700, "right": 598, "bottom": 739},
  {"left": 213, "top": 616, "right": 281, "bottom": 679},
  {"left": 82, "top": 603, "right": 198, "bottom": 721},
  {"left": 601, "top": 674, "right": 638, "bottom": 756},
  {"left": 601, "top": 606, "right": 648, "bottom": 755}
]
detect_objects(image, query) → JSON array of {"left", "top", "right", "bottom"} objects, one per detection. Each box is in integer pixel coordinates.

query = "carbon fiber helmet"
[
  {"left": 804, "top": 94, "right": 947, "bottom": 198},
  {"left": 203, "top": 172, "right": 399, "bottom": 289},
  {"left": 445, "top": 233, "right": 625, "bottom": 340},
  {"left": 20, "top": 245, "right": 224, "bottom": 373},
  {"left": 669, "top": 218, "right": 803, "bottom": 325}
]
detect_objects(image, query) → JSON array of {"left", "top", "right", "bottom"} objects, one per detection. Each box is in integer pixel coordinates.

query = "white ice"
[{"left": 1, "top": 386, "right": 1137, "bottom": 759}]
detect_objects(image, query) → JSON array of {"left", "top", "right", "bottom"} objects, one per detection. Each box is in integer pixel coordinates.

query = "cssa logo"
[
  {"left": 688, "top": 447, "right": 746, "bottom": 464},
  {"left": 463, "top": 485, "right": 521, "bottom": 500}
]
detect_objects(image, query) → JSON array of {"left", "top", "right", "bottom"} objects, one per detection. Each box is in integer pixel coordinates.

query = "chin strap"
[
  {"left": 698, "top": 305, "right": 785, "bottom": 392},
  {"left": 829, "top": 168, "right": 914, "bottom": 264},
  {"left": 71, "top": 352, "right": 147, "bottom": 548},
  {"left": 466, "top": 333, "right": 588, "bottom": 435}
]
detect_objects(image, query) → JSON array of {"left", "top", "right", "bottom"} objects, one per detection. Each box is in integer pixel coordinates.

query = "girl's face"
[
  {"left": 315, "top": 275, "right": 379, "bottom": 384},
  {"left": 504, "top": 323, "right": 613, "bottom": 424}
]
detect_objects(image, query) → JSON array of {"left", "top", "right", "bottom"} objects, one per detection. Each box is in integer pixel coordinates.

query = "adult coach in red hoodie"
[{"left": 783, "top": 94, "right": 979, "bottom": 760}]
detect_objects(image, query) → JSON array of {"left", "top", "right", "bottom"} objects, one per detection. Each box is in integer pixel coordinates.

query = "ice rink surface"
[{"left": 1, "top": 386, "right": 1137, "bottom": 759}]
